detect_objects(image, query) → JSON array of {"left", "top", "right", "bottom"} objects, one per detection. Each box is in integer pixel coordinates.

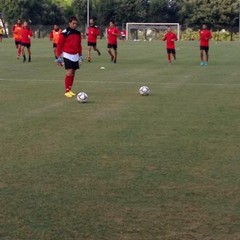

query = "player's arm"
[{"left": 162, "top": 34, "right": 166, "bottom": 41}]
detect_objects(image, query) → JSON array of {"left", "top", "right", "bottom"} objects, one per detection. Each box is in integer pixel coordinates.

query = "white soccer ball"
[
  {"left": 77, "top": 92, "right": 88, "bottom": 103},
  {"left": 139, "top": 86, "right": 150, "bottom": 96}
]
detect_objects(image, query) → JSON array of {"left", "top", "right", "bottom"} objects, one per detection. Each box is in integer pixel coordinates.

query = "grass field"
[{"left": 1, "top": 38, "right": 240, "bottom": 240}]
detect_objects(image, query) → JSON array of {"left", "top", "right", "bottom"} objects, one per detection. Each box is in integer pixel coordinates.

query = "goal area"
[{"left": 126, "top": 22, "right": 180, "bottom": 41}]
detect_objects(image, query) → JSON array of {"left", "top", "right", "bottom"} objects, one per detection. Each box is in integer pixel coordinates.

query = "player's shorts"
[
  {"left": 200, "top": 46, "right": 209, "bottom": 52},
  {"left": 21, "top": 42, "right": 31, "bottom": 48},
  {"left": 88, "top": 41, "right": 97, "bottom": 47},
  {"left": 15, "top": 40, "right": 21, "bottom": 46},
  {"left": 53, "top": 43, "right": 57, "bottom": 48},
  {"left": 107, "top": 44, "right": 117, "bottom": 50},
  {"left": 0, "top": 34, "right": 3, "bottom": 37},
  {"left": 63, "top": 57, "right": 79, "bottom": 70},
  {"left": 167, "top": 48, "right": 176, "bottom": 54}
]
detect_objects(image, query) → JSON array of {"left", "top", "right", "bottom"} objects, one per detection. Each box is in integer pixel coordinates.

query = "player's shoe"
[
  {"left": 204, "top": 62, "right": 208, "bottom": 66},
  {"left": 113, "top": 57, "right": 117, "bottom": 64},
  {"left": 97, "top": 50, "right": 101, "bottom": 56},
  {"left": 111, "top": 56, "right": 114, "bottom": 62},
  {"left": 23, "top": 55, "right": 26, "bottom": 63},
  {"left": 28, "top": 57, "right": 31, "bottom": 62},
  {"left": 88, "top": 57, "right": 91, "bottom": 62},
  {"left": 200, "top": 61, "right": 204, "bottom": 66},
  {"left": 64, "top": 92, "right": 73, "bottom": 98},
  {"left": 69, "top": 90, "right": 76, "bottom": 96}
]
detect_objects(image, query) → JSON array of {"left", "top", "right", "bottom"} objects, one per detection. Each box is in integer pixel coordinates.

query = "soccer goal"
[{"left": 126, "top": 22, "right": 180, "bottom": 41}]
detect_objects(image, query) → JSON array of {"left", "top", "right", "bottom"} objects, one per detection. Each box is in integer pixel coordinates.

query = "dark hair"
[
  {"left": 69, "top": 16, "right": 78, "bottom": 23},
  {"left": 110, "top": 20, "right": 115, "bottom": 24}
]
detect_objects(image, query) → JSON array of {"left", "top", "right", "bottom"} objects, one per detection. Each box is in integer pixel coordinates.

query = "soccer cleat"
[
  {"left": 88, "top": 57, "right": 91, "bottom": 62},
  {"left": 97, "top": 51, "right": 101, "bottom": 56},
  {"left": 200, "top": 61, "right": 204, "bottom": 66},
  {"left": 204, "top": 62, "right": 208, "bottom": 66},
  {"left": 114, "top": 58, "right": 117, "bottom": 64},
  {"left": 64, "top": 92, "right": 73, "bottom": 98},
  {"left": 69, "top": 90, "right": 76, "bottom": 96},
  {"left": 23, "top": 55, "right": 26, "bottom": 63},
  {"left": 111, "top": 56, "right": 114, "bottom": 62},
  {"left": 28, "top": 57, "right": 31, "bottom": 62}
]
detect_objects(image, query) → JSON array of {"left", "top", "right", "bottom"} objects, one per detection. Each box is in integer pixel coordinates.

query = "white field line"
[{"left": 0, "top": 78, "right": 240, "bottom": 86}]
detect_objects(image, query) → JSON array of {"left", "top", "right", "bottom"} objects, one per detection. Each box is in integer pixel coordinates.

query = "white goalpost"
[{"left": 126, "top": 22, "right": 180, "bottom": 41}]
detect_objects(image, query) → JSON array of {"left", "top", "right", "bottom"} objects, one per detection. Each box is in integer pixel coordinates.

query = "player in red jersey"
[
  {"left": 162, "top": 26, "right": 178, "bottom": 64},
  {"left": 21, "top": 21, "right": 33, "bottom": 62},
  {"left": 49, "top": 24, "right": 62, "bottom": 60},
  {"left": 121, "top": 28, "right": 126, "bottom": 42},
  {"left": 11, "top": 19, "right": 22, "bottom": 59},
  {"left": 56, "top": 16, "right": 83, "bottom": 98},
  {"left": 199, "top": 24, "right": 212, "bottom": 66},
  {"left": 86, "top": 18, "right": 101, "bottom": 62},
  {"left": 107, "top": 21, "right": 120, "bottom": 63}
]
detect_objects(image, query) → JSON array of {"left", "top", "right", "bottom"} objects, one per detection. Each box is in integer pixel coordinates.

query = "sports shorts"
[
  {"left": 88, "top": 41, "right": 97, "bottom": 47},
  {"left": 63, "top": 57, "right": 79, "bottom": 70},
  {"left": 107, "top": 44, "right": 117, "bottom": 50},
  {"left": 21, "top": 42, "right": 31, "bottom": 48},
  {"left": 167, "top": 48, "right": 176, "bottom": 54},
  {"left": 200, "top": 46, "right": 209, "bottom": 52}
]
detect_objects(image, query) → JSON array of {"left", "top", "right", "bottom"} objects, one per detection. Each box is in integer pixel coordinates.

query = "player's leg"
[
  {"left": 167, "top": 49, "right": 171, "bottom": 63},
  {"left": 172, "top": 49, "right": 176, "bottom": 60},
  {"left": 205, "top": 48, "right": 209, "bottom": 65},
  {"left": 87, "top": 45, "right": 92, "bottom": 62},
  {"left": 27, "top": 45, "right": 31, "bottom": 62},
  {"left": 93, "top": 45, "right": 101, "bottom": 56},
  {"left": 53, "top": 44, "right": 57, "bottom": 59},
  {"left": 113, "top": 45, "right": 118, "bottom": 63},
  {"left": 63, "top": 58, "right": 79, "bottom": 97},
  {"left": 21, "top": 45, "right": 26, "bottom": 62},
  {"left": 200, "top": 47, "right": 204, "bottom": 65},
  {"left": 16, "top": 41, "right": 21, "bottom": 59},
  {"left": 107, "top": 44, "right": 114, "bottom": 62}
]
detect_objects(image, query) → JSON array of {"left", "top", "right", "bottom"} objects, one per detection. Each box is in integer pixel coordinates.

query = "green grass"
[{"left": 1, "top": 38, "right": 240, "bottom": 240}]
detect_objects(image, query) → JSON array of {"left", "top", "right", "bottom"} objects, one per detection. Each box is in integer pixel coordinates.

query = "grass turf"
[{"left": 0, "top": 38, "right": 240, "bottom": 240}]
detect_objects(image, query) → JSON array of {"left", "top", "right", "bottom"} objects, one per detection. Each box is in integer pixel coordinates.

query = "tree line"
[{"left": 0, "top": 0, "right": 239, "bottom": 31}]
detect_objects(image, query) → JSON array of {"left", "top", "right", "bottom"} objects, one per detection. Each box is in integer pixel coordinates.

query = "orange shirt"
[
  {"left": 12, "top": 24, "right": 22, "bottom": 41},
  {"left": 50, "top": 29, "right": 62, "bottom": 44}
]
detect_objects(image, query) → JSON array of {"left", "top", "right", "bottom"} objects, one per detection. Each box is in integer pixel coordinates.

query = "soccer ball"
[
  {"left": 77, "top": 92, "right": 88, "bottom": 103},
  {"left": 139, "top": 86, "right": 150, "bottom": 96}
]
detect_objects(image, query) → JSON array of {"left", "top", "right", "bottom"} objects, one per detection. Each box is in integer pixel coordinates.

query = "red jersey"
[
  {"left": 50, "top": 29, "right": 62, "bottom": 44},
  {"left": 163, "top": 31, "right": 178, "bottom": 49},
  {"left": 87, "top": 25, "right": 100, "bottom": 43},
  {"left": 200, "top": 29, "right": 212, "bottom": 47},
  {"left": 12, "top": 24, "right": 22, "bottom": 41},
  {"left": 21, "top": 27, "right": 33, "bottom": 44},
  {"left": 57, "top": 27, "right": 82, "bottom": 56},
  {"left": 121, "top": 30, "right": 126, "bottom": 37},
  {"left": 107, "top": 26, "right": 120, "bottom": 45}
]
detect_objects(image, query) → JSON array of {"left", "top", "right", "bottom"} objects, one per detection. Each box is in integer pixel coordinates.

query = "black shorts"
[
  {"left": 0, "top": 34, "right": 3, "bottom": 37},
  {"left": 15, "top": 40, "right": 21, "bottom": 46},
  {"left": 167, "top": 48, "right": 176, "bottom": 54},
  {"left": 107, "top": 44, "right": 117, "bottom": 50},
  {"left": 63, "top": 58, "right": 79, "bottom": 70},
  {"left": 88, "top": 42, "right": 97, "bottom": 47},
  {"left": 200, "top": 46, "right": 209, "bottom": 52},
  {"left": 21, "top": 42, "right": 31, "bottom": 48},
  {"left": 53, "top": 43, "right": 57, "bottom": 48}
]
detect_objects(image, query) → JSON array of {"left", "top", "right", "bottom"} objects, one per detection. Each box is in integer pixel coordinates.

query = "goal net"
[{"left": 126, "top": 22, "right": 180, "bottom": 41}]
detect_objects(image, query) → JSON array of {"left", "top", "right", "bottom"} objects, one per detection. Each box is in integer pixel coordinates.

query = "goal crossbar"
[{"left": 126, "top": 22, "right": 180, "bottom": 41}]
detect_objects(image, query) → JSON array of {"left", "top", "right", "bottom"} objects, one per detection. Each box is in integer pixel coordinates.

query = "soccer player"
[
  {"left": 11, "top": 19, "right": 22, "bottom": 59},
  {"left": 162, "top": 26, "right": 178, "bottom": 64},
  {"left": 199, "top": 24, "right": 212, "bottom": 66},
  {"left": 107, "top": 21, "right": 120, "bottom": 63},
  {"left": 56, "top": 16, "right": 83, "bottom": 98},
  {"left": 21, "top": 21, "right": 33, "bottom": 62},
  {"left": 86, "top": 18, "right": 101, "bottom": 62},
  {"left": 121, "top": 28, "right": 126, "bottom": 42},
  {"left": 0, "top": 26, "right": 3, "bottom": 42},
  {"left": 49, "top": 24, "right": 62, "bottom": 60}
]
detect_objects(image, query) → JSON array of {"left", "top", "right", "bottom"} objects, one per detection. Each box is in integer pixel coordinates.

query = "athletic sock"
[
  {"left": 69, "top": 75, "right": 74, "bottom": 90},
  {"left": 65, "top": 75, "right": 72, "bottom": 92}
]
